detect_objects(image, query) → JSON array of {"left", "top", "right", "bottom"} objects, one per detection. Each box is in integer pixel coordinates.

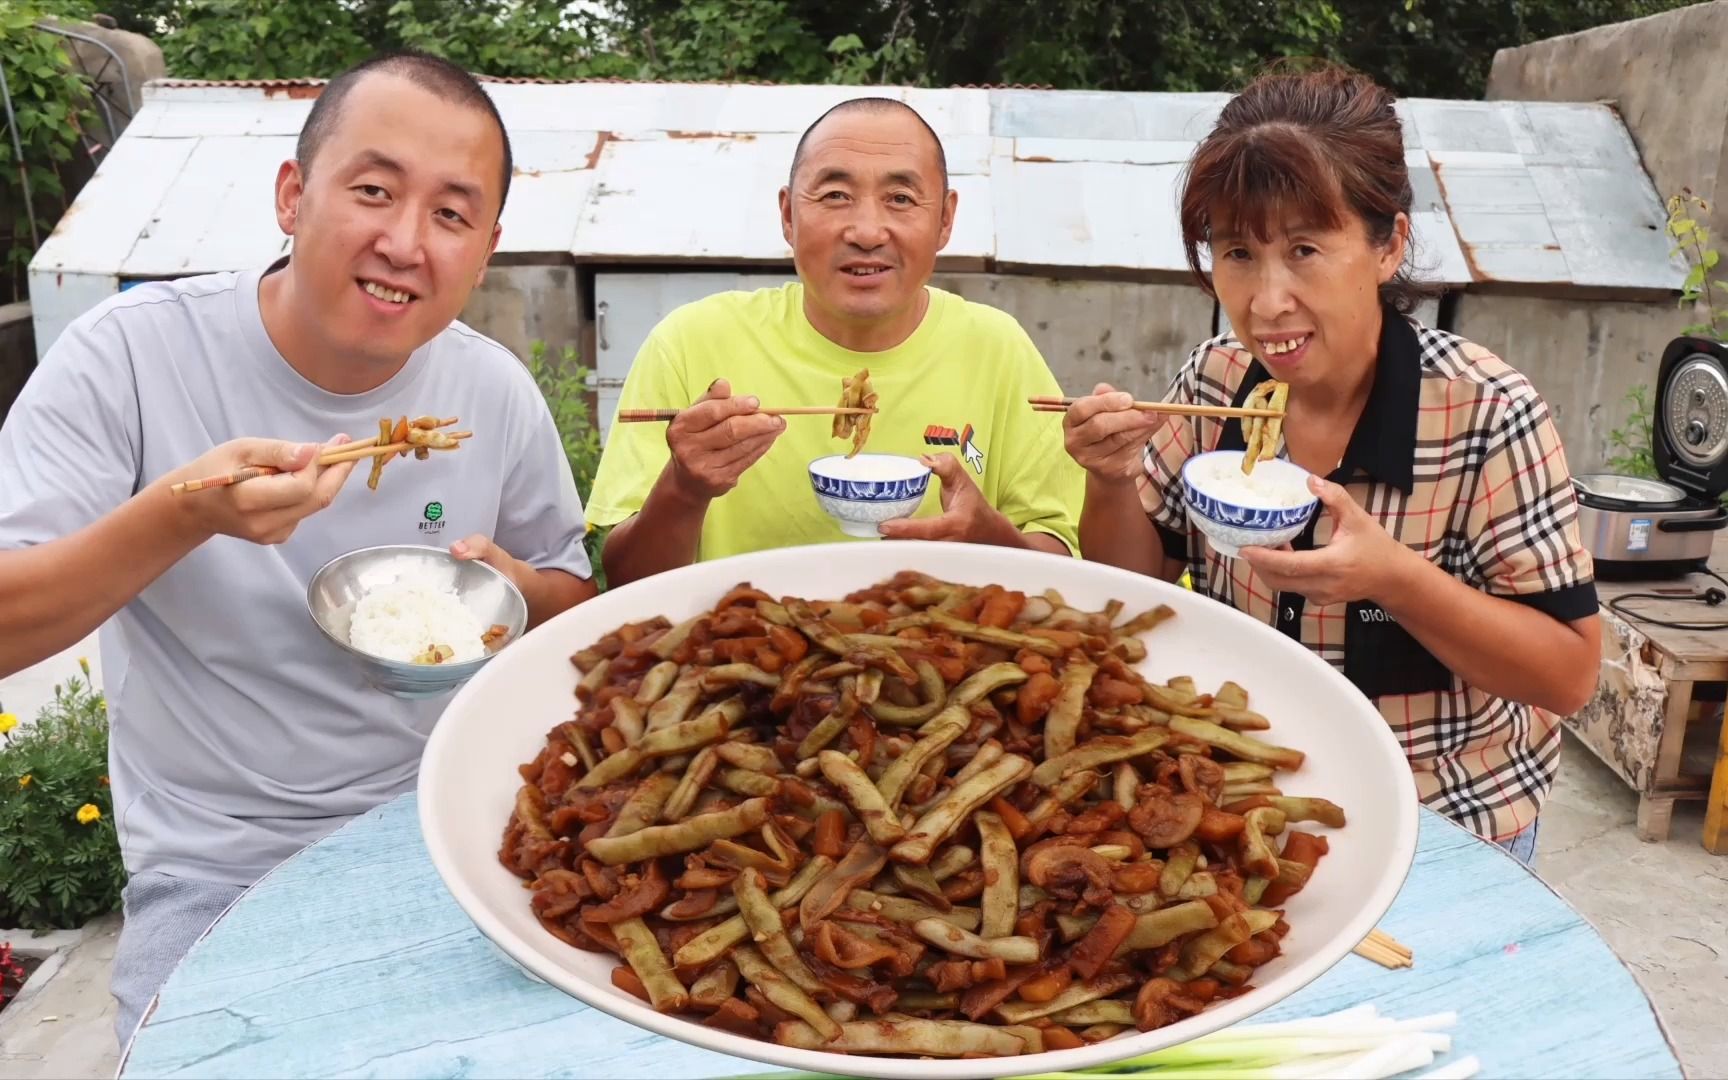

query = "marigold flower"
[
  {"left": 17, "top": 775, "right": 30, "bottom": 788},
  {"left": 0, "top": 713, "right": 16, "bottom": 735},
  {"left": 76, "top": 804, "right": 101, "bottom": 825}
]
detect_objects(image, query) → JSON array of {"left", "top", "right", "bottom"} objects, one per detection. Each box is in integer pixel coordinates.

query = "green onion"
[{"left": 713, "top": 1006, "right": 1477, "bottom": 1080}]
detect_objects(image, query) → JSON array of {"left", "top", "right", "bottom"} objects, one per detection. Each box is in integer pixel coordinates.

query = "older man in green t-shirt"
[{"left": 585, "top": 98, "right": 1084, "bottom": 586}]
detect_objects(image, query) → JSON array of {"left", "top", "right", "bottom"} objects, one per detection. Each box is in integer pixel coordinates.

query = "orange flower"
[
  {"left": 76, "top": 804, "right": 101, "bottom": 825},
  {"left": 17, "top": 775, "right": 31, "bottom": 788}
]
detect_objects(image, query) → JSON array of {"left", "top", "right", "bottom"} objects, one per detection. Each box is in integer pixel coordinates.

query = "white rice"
[
  {"left": 1189, "top": 453, "right": 1312, "bottom": 509},
  {"left": 348, "top": 577, "right": 485, "bottom": 664}
]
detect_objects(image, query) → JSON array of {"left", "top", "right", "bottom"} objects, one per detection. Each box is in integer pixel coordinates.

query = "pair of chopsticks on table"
[
  {"left": 1354, "top": 928, "right": 1414, "bottom": 969},
  {"left": 169, "top": 417, "right": 470, "bottom": 494},
  {"left": 1029, "top": 395, "right": 1285, "bottom": 420},
  {"left": 617, "top": 406, "right": 875, "bottom": 422}
]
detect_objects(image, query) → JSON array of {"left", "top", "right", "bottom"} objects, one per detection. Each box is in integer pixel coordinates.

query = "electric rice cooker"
[{"left": 1575, "top": 335, "right": 1728, "bottom": 580}]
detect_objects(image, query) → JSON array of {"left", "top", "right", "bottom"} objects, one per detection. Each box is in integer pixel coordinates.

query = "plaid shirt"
[{"left": 1138, "top": 308, "right": 1597, "bottom": 842}]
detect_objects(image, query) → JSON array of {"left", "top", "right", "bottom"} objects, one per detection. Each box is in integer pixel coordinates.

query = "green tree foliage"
[
  {"left": 0, "top": 4, "right": 98, "bottom": 303},
  {"left": 77, "top": 0, "right": 1700, "bottom": 97}
]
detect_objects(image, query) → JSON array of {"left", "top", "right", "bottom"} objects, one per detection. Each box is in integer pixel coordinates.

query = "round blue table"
[{"left": 117, "top": 794, "right": 1682, "bottom": 1079}]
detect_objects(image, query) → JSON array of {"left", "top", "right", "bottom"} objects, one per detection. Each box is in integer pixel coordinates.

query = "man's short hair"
[
  {"left": 296, "top": 50, "right": 514, "bottom": 216},
  {"left": 787, "top": 97, "right": 948, "bottom": 192}
]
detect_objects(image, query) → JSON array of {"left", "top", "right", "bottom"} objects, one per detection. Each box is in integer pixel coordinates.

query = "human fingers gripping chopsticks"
[
  {"left": 1062, "top": 383, "right": 1164, "bottom": 482},
  {"left": 1240, "top": 476, "right": 1403, "bottom": 606},
  {"left": 666, "top": 378, "right": 787, "bottom": 501},
  {"left": 168, "top": 435, "right": 358, "bottom": 546}
]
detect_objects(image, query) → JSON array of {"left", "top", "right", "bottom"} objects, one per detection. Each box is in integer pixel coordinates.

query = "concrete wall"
[
  {"left": 0, "top": 303, "right": 34, "bottom": 427},
  {"left": 1452, "top": 294, "right": 1683, "bottom": 471},
  {"left": 1480, "top": 1, "right": 1728, "bottom": 470},
  {"left": 932, "top": 274, "right": 1216, "bottom": 401},
  {"left": 458, "top": 264, "right": 584, "bottom": 365},
  {"left": 474, "top": 264, "right": 1217, "bottom": 402}
]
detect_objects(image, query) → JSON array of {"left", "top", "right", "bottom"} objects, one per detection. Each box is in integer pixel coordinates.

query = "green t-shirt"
[{"left": 586, "top": 283, "right": 1083, "bottom": 560}]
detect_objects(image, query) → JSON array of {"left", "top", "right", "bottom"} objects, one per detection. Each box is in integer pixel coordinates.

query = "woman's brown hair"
[{"left": 1178, "top": 62, "right": 1435, "bottom": 314}]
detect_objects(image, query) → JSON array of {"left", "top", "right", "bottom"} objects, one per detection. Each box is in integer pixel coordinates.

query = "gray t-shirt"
[{"left": 0, "top": 266, "right": 591, "bottom": 886}]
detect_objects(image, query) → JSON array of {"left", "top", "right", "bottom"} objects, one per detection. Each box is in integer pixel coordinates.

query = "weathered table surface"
[
  {"left": 117, "top": 793, "right": 1682, "bottom": 1080},
  {"left": 1576, "top": 530, "right": 1728, "bottom": 852}
]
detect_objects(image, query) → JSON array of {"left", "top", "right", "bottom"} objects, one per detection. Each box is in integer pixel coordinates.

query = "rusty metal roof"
[{"left": 31, "top": 80, "right": 1685, "bottom": 294}]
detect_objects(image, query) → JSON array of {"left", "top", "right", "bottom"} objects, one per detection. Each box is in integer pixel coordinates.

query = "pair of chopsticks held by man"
[{"left": 0, "top": 51, "right": 1599, "bottom": 1048}]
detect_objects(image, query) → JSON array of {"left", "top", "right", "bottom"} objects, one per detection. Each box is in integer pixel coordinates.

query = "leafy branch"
[
  {"left": 525, "top": 340, "right": 608, "bottom": 591},
  {"left": 0, "top": 663, "right": 125, "bottom": 930},
  {"left": 0, "top": 5, "right": 97, "bottom": 304},
  {"left": 1604, "top": 384, "right": 1657, "bottom": 481},
  {"left": 1666, "top": 190, "right": 1727, "bottom": 341}
]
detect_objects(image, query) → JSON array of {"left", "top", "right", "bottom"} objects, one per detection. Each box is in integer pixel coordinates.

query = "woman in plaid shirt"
[{"left": 1061, "top": 64, "right": 1602, "bottom": 864}]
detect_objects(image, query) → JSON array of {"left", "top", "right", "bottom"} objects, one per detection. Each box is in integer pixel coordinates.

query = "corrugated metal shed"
[{"left": 29, "top": 78, "right": 1685, "bottom": 355}]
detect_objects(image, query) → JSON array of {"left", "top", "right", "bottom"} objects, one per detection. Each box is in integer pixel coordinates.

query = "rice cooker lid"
[
  {"left": 1654, "top": 336, "right": 1728, "bottom": 500},
  {"left": 1573, "top": 473, "right": 1689, "bottom": 508}
]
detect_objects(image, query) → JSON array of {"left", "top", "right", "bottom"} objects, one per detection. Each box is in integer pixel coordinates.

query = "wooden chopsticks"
[
  {"left": 1029, "top": 396, "right": 1285, "bottom": 420},
  {"left": 169, "top": 417, "right": 468, "bottom": 494},
  {"left": 1353, "top": 928, "right": 1414, "bottom": 969},
  {"left": 618, "top": 406, "right": 877, "bottom": 423}
]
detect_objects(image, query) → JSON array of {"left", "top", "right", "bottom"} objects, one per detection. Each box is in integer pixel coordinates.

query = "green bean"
[
  {"left": 605, "top": 773, "right": 679, "bottom": 838},
  {"left": 583, "top": 798, "right": 770, "bottom": 865},
  {"left": 1170, "top": 716, "right": 1305, "bottom": 770},
  {"left": 613, "top": 917, "right": 686, "bottom": 1012},
  {"left": 734, "top": 869, "right": 822, "bottom": 995},
  {"left": 1043, "top": 660, "right": 1098, "bottom": 758},
  {"left": 1031, "top": 729, "right": 1166, "bottom": 788},
  {"left": 818, "top": 750, "right": 907, "bottom": 847},
  {"left": 876, "top": 709, "right": 968, "bottom": 809},
  {"left": 672, "top": 855, "right": 833, "bottom": 968},
  {"left": 734, "top": 945, "right": 839, "bottom": 1041},
  {"left": 891, "top": 754, "right": 1032, "bottom": 865}
]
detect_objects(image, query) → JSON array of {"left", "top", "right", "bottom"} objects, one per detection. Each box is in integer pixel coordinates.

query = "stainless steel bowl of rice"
[{"left": 307, "top": 544, "right": 528, "bottom": 699}]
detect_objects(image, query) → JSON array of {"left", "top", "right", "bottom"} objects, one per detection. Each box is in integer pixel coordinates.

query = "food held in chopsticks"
[
  {"left": 366, "top": 414, "right": 467, "bottom": 491},
  {"left": 617, "top": 373, "right": 880, "bottom": 430},
  {"left": 832, "top": 368, "right": 878, "bottom": 458},
  {"left": 1239, "top": 382, "right": 1289, "bottom": 476},
  {"left": 167, "top": 414, "right": 468, "bottom": 495},
  {"left": 499, "top": 574, "right": 1344, "bottom": 1059}
]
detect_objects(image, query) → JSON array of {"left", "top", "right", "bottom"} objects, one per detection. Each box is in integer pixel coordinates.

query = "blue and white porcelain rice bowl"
[
  {"left": 1181, "top": 449, "right": 1320, "bottom": 558},
  {"left": 808, "top": 453, "right": 933, "bottom": 538}
]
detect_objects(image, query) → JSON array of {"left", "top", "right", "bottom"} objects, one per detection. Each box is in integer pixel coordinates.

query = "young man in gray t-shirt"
[{"left": 0, "top": 52, "right": 597, "bottom": 1045}]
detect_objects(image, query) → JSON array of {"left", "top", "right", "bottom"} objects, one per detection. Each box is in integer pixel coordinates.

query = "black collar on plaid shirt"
[{"left": 1217, "top": 304, "right": 1422, "bottom": 495}]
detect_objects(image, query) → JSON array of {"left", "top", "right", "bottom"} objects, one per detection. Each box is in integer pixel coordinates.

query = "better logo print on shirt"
[
  {"left": 419, "top": 500, "right": 446, "bottom": 534},
  {"left": 924, "top": 423, "right": 985, "bottom": 475}
]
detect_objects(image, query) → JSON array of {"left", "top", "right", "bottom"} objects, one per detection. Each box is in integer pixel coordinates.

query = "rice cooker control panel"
[{"left": 1665, "top": 358, "right": 1728, "bottom": 468}]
